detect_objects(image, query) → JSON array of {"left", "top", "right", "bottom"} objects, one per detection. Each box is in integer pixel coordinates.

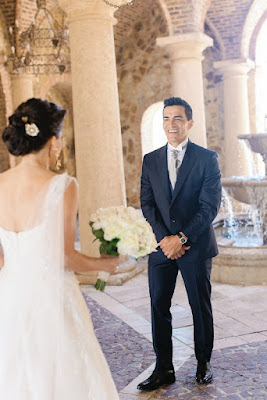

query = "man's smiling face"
[{"left": 163, "top": 105, "right": 194, "bottom": 147}]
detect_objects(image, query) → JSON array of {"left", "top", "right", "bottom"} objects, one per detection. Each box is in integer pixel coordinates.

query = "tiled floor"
[{"left": 81, "top": 268, "right": 267, "bottom": 399}]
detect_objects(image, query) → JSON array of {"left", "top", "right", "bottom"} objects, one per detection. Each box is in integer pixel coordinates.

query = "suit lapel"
[
  {"left": 156, "top": 145, "right": 172, "bottom": 205},
  {"left": 171, "top": 141, "right": 196, "bottom": 206}
]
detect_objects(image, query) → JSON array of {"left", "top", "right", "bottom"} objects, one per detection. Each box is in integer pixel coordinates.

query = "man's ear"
[{"left": 188, "top": 119, "right": 194, "bottom": 130}]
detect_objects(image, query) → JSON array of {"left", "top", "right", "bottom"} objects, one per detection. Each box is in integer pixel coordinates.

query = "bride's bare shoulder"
[
  {"left": 0, "top": 168, "right": 58, "bottom": 198},
  {"left": 0, "top": 168, "right": 19, "bottom": 188},
  {"left": 0, "top": 168, "right": 14, "bottom": 182}
]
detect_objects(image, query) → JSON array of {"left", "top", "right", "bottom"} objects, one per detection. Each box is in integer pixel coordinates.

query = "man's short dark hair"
[{"left": 163, "top": 97, "right": 193, "bottom": 121}]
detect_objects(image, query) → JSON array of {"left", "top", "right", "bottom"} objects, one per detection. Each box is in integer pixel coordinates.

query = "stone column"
[
  {"left": 157, "top": 33, "right": 213, "bottom": 148},
  {"left": 214, "top": 59, "right": 254, "bottom": 177},
  {"left": 11, "top": 74, "right": 34, "bottom": 110},
  {"left": 58, "top": 0, "right": 126, "bottom": 257},
  {"left": 253, "top": 64, "right": 267, "bottom": 133}
]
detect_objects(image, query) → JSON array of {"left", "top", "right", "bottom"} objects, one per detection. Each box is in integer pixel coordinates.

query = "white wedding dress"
[{"left": 0, "top": 173, "right": 119, "bottom": 400}]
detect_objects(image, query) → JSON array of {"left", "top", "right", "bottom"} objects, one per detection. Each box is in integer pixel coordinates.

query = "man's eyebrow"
[{"left": 163, "top": 115, "right": 183, "bottom": 118}]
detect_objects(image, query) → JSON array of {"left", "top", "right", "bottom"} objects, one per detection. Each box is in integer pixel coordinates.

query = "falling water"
[
  {"left": 221, "top": 188, "right": 235, "bottom": 238},
  {"left": 239, "top": 140, "right": 259, "bottom": 177},
  {"left": 220, "top": 186, "right": 264, "bottom": 247}
]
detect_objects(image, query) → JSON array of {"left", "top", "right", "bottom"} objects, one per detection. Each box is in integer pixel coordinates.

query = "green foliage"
[
  {"left": 89, "top": 222, "right": 119, "bottom": 255},
  {"left": 95, "top": 278, "right": 107, "bottom": 291}
]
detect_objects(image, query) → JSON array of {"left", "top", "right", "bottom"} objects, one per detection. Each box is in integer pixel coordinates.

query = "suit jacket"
[{"left": 140, "top": 140, "right": 222, "bottom": 262}]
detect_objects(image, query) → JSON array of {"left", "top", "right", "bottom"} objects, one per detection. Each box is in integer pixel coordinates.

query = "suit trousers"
[{"left": 148, "top": 251, "right": 214, "bottom": 372}]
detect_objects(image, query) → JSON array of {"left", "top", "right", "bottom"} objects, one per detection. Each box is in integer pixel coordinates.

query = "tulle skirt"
[{"left": 0, "top": 269, "right": 119, "bottom": 400}]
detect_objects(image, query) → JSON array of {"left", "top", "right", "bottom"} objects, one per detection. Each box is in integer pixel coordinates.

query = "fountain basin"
[
  {"left": 212, "top": 243, "right": 267, "bottom": 285},
  {"left": 238, "top": 133, "right": 267, "bottom": 155},
  {"left": 222, "top": 177, "right": 267, "bottom": 204}
]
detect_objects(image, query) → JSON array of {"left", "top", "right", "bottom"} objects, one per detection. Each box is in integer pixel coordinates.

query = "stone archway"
[
  {"left": 241, "top": 1, "right": 267, "bottom": 136},
  {"left": 253, "top": 19, "right": 267, "bottom": 135},
  {"left": 141, "top": 101, "right": 166, "bottom": 157},
  {"left": 241, "top": 0, "right": 267, "bottom": 59}
]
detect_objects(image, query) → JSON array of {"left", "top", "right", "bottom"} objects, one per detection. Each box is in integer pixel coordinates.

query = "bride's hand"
[{"left": 100, "top": 254, "right": 120, "bottom": 274}]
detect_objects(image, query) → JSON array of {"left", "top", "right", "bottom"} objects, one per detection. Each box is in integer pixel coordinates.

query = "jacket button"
[{"left": 172, "top": 219, "right": 176, "bottom": 223}]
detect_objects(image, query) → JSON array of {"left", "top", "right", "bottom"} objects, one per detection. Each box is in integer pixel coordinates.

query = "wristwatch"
[{"left": 177, "top": 232, "right": 187, "bottom": 245}]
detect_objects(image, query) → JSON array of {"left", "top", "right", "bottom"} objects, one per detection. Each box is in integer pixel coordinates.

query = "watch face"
[{"left": 180, "top": 237, "right": 187, "bottom": 244}]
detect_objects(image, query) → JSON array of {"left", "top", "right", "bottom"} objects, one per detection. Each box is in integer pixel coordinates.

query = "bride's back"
[{"left": 0, "top": 167, "right": 56, "bottom": 233}]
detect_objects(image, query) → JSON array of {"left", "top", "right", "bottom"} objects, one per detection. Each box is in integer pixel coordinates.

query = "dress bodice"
[{"left": 0, "top": 173, "right": 76, "bottom": 275}]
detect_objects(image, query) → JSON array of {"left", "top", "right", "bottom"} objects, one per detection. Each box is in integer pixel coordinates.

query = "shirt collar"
[{"left": 168, "top": 138, "right": 188, "bottom": 152}]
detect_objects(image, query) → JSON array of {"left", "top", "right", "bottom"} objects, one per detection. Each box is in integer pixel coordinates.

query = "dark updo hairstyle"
[{"left": 2, "top": 98, "right": 67, "bottom": 156}]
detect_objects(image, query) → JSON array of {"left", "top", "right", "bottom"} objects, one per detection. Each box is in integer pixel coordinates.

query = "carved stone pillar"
[
  {"left": 58, "top": 0, "right": 126, "bottom": 259},
  {"left": 214, "top": 59, "right": 254, "bottom": 177}
]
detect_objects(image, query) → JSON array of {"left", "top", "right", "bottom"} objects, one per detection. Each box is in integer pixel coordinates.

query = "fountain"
[{"left": 212, "top": 133, "right": 267, "bottom": 285}]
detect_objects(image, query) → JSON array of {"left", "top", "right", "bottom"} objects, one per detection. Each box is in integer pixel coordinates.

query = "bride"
[{"left": 0, "top": 98, "right": 120, "bottom": 399}]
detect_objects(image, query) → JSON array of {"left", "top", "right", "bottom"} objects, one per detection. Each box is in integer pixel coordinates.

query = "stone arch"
[
  {"left": 250, "top": 17, "right": 267, "bottom": 133},
  {"left": 165, "top": 0, "right": 212, "bottom": 34},
  {"left": 204, "top": 16, "right": 225, "bottom": 58},
  {"left": 241, "top": 0, "right": 267, "bottom": 59},
  {"left": 141, "top": 101, "right": 166, "bottom": 156},
  {"left": 197, "top": 0, "right": 212, "bottom": 32},
  {"left": 248, "top": 10, "right": 267, "bottom": 61},
  {"left": 207, "top": 0, "right": 255, "bottom": 60},
  {"left": 240, "top": 1, "right": 267, "bottom": 133},
  {"left": 157, "top": 0, "right": 173, "bottom": 35}
]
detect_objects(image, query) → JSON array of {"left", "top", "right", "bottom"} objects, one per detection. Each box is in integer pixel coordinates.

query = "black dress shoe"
[
  {"left": 196, "top": 361, "right": 213, "bottom": 384},
  {"left": 137, "top": 369, "right": 175, "bottom": 391}
]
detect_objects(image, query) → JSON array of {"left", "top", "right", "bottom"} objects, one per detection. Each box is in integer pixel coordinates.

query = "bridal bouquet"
[{"left": 89, "top": 206, "right": 157, "bottom": 291}]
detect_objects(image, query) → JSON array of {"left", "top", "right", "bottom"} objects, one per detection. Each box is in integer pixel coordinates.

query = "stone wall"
[
  {"left": 115, "top": 2, "right": 171, "bottom": 208},
  {"left": 203, "top": 47, "right": 225, "bottom": 175},
  {"left": 203, "top": 24, "right": 225, "bottom": 175}
]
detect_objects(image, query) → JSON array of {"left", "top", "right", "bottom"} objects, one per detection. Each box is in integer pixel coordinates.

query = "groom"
[{"left": 138, "top": 97, "right": 222, "bottom": 391}]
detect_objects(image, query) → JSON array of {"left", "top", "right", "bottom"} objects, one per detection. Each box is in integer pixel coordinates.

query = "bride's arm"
[{"left": 63, "top": 180, "right": 118, "bottom": 274}]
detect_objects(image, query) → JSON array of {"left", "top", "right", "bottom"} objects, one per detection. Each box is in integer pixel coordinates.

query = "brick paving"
[
  {"left": 151, "top": 341, "right": 267, "bottom": 400},
  {"left": 84, "top": 292, "right": 267, "bottom": 399},
  {"left": 83, "top": 293, "right": 155, "bottom": 391}
]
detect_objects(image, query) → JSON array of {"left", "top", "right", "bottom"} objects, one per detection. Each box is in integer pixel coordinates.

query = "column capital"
[
  {"left": 58, "top": 0, "right": 118, "bottom": 24},
  {"left": 214, "top": 59, "right": 255, "bottom": 78},
  {"left": 156, "top": 33, "right": 213, "bottom": 61}
]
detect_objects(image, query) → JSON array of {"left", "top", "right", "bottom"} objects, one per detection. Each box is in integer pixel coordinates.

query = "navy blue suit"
[{"left": 140, "top": 140, "right": 222, "bottom": 371}]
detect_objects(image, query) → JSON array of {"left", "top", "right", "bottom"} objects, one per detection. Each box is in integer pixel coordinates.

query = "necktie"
[{"left": 169, "top": 150, "right": 180, "bottom": 189}]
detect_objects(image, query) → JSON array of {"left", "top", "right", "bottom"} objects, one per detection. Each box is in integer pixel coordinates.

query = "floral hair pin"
[
  {"left": 25, "top": 123, "right": 39, "bottom": 137},
  {"left": 21, "top": 116, "right": 40, "bottom": 137}
]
